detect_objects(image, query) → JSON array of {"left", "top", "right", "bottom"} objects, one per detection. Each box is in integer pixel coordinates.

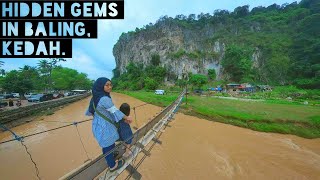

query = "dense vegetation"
[
  {"left": 0, "top": 59, "right": 92, "bottom": 97},
  {"left": 112, "top": 54, "right": 167, "bottom": 90},
  {"left": 114, "top": 0, "right": 319, "bottom": 89}
]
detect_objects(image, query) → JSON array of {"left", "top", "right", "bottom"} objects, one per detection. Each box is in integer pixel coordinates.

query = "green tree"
[
  {"left": 0, "top": 76, "right": 4, "bottom": 90},
  {"left": 189, "top": 74, "right": 208, "bottom": 89},
  {"left": 176, "top": 79, "right": 187, "bottom": 88},
  {"left": 51, "top": 67, "right": 92, "bottom": 90},
  {"left": 3, "top": 70, "right": 34, "bottom": 97},
  {"left": 19, "top": 65, "right": 41, "bottom": 95},
  {"left": 112, "top": 68, "right": 120, "bottom": 79},
  {"left": 74, "top": 73, "right": 93, "bottom": 90},
  {"left": 113, "top": 62, "right": 167, "bottom": 90},
  {"left": 233, "top": 5, "right": 250, "bottom": 18},
  {"left": 37, "top": 59, "right": 50, "bottom": 91},
  {"left": 208, "top": 69, "right": 217, "bottom": 81},
  {"left": 290, "top": 13, "right": 320, "bottom": 88},
  {"left": 52, "top": 67, "right": 78, "bottom": 90},
  {"left": 144, "top": 77, "right": 158, "bottom": 90},
  {"left": 126, "top": 62, "right": 144, "bottom": 80},
  {"left": 0, "top": 61, "right": 5, "bottom": 77},
  {"left": 222, "top": 45, "right": 253, "bottom": 82},
  {"left": 145, "top": 66, "right": 167, "bottom": 82},
  {"left": 0, "top": 69, "right": 5, "bottom": 77},
  {"left": 37, "top": 58, "right": 66, "bottom": 92}
]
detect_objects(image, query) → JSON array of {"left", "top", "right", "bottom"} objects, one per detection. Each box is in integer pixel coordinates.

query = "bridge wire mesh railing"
[{"left": 0, "top": 90, "right": 185, "bottom": 179}]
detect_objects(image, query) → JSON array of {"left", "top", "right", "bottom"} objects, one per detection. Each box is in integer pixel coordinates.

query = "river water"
[{"left": 0, "top": 93, "right": 319, "bottom": 179}]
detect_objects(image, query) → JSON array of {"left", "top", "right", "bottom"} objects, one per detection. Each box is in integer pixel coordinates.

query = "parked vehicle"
[
  {"left": 155, "top": 90, "right": 165, "bottom": 95},
  {"left": 25, "top": 93, "right": 36, "bottom": 98},
  {"left": 0, "top": 102, "right": 8, "bottom": 108},
  {"left": 71, "top": 90, "right": 87, "bottom": 94},
  {"left": 0, "top": 95, "right": 6, "bottom": 108},
  {"left": 3, "top": 94, "right": 14, "bottom": 99},
  {"left": 64, "top": 92, "right": 73, "bottom": 96},
  {"left": 28, "top": 94, "right": 43, "bottom": 102},
  {"left": 12, "top": 93, "right": 20, "bottom": 98},
  {"left": 53, "top": 93, "right": 64, "bottom": 99},
  {"left": 40, "top": 94, "right": 53, "bottom": 102}
]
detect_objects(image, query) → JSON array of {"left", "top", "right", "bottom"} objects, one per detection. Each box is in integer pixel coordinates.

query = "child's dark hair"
[{"left": 119, "top": 103, "right": 130, "bottom": 116}]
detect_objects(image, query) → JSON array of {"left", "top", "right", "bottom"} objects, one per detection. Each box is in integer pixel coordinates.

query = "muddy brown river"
[{"left": 0, "top": 93, "right": 319, "bottom": 179}]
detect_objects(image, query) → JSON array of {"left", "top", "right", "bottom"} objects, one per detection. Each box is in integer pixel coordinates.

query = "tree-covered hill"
[{"left": 113, "top": 0, "right": 319, "bottom": 89}]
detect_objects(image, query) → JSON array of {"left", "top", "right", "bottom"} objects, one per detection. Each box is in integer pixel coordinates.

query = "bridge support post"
[
  {"left": 135, "top": 142, "right": 151, "bottom": 156},
  {"left": 125, "top": 164, "right": 142, "bottom": 180},
  {"left": 152, "top": 137, "right": 162, "bottom": 144}
]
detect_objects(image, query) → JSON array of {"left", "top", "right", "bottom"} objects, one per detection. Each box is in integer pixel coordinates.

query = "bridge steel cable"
[
  {"left": 0, "top": 90, "right": 185, "bottom": 180},
  {"left": 61, "top": 91, "right": 185, "bottom": 180},
  {"left": 0, "top": 119, "right": 93, "bottom": 145},
  {"left": 109, "top": 94, "right": 182, "bottom": 179},
  {"left": 124, "top": 123, "right": 167, "bottom": 180},
  {"left": 0, "top": 118, "right": 95, "bottom": 180},
  {"left": 0, "top": 123, "right": 42, "bottom": 180}
]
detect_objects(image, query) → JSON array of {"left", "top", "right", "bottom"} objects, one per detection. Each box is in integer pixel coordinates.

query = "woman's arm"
[
  {"left": 123, "top": 115, "right": 133, "bottom": 124},
  {"left": 85, "top": 108, "right": 93, "bottom": 116},
  {"left": 100, "top": 96, "right": 129, "bottom": 123}
]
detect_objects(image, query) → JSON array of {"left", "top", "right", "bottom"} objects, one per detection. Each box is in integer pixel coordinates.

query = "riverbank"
[{"left": 118, "top": 90, "right": 320, "bottom": 138}]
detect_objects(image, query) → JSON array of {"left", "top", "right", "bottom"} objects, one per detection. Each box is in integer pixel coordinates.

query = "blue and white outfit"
[
  {"left": 88, "top": 96, "right": 125, "bottom": 147},
  {"left": 85, "top": 77, "right": 127, "bottom": 168}
]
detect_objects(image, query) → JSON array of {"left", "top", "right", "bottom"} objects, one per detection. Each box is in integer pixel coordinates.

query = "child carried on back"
[{"left": 118, "top": 103, "right": 133, "bottom": 158}]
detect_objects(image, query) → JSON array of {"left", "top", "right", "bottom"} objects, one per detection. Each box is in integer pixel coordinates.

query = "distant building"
[
  {"left": 226, "top": 83, "right": 254, "bottom": 93},
  {"left": 226, "top": 83, "right": 241, "bottom": 92},
  {"left": 240, "top": 83, "right": 255, "bottom": 92}
]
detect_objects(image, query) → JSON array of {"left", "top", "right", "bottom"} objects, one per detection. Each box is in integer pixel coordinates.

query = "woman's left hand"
[{"left": 125, "top": 116, "right": 133, "bottom": 124}]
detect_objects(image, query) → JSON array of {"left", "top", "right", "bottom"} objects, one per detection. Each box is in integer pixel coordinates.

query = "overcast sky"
[{"left": 1, "top": 0, "right": 300, "bottom": 80}]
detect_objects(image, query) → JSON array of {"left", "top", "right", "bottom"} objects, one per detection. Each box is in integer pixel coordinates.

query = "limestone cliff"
[
  {"left": 113, "top": 19, "right": 263, "bottom": 82},
  {"left": 113, "top": 1, "right": 320, "bottom": 88}
]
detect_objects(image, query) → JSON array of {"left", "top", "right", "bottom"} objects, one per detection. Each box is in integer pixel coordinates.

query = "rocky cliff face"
[{"left": 113, "top": 21, "right": 259, "bottom": 81}]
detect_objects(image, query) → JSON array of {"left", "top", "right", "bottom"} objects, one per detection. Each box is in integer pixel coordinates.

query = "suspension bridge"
[{"left": 0, "top": 91, "right": 185, "bottom": 179}]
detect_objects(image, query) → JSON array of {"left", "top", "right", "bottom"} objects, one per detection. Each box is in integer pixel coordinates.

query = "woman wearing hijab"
[{"left": 86, "top": 77, "right": 133, "bottom": 171}]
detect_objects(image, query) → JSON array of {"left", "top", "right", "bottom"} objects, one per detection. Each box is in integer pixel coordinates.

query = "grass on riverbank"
[
  {"left": 184, "top": 96, "right": 320, "bottom": 138},
  {"left": 116, "top": 90, "right": 180, "bottom": 107},
  {"left": 118, "top": 91, "right": 320, "bottom": 138}
]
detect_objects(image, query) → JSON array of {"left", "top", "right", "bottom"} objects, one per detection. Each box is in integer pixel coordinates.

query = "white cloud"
[{"left": 59, "top": 49, "right": 113, "bottom": 80}]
